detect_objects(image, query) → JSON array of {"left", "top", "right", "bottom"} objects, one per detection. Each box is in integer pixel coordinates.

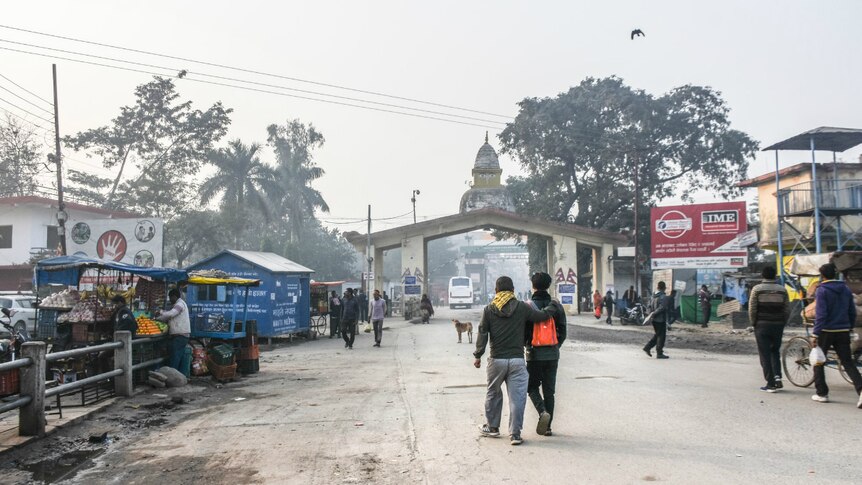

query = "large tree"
[
  {"left": 164, "top": 210, "right": 226, "bottom": 267},
  {"left": 64, "top": 76, "right": 232, "bottom": 216},
  {"left": 500, "top": 77, "right": 759, "bottom": 237},
  {"left": 266, "top": 119, "right": 329, "bottom": 243},
  {"left": 201, "top": 139, "right": 278, "bottom": 246},
  {"left": 0, "top": 115, "right": 43, "bottom": 197}
]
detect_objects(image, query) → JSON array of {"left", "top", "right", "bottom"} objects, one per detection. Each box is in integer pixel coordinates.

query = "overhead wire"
[
  {"left": 0, "top": 23, "right": 511, "bottom": 119},
  {"left": 0, "top": 81, "right": 54, "bottom": 116},
  {"left": 0, "top": 94, "right": 54, "bottom": 124},
  {"left": 0, "top": 45, "right": 505, "bottom": 130},
  {"left": 0, "top": 71, "right": 53, "bottom": 106}
]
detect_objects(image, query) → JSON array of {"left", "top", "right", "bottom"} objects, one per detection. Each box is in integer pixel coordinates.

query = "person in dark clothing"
[
  {"left": 111, "top": 294, "right": 137, "bottom": 337},
  {"left": 383, "top": 291, "right": 392, "bottom": 317},
  {"left": 748, "top": 266, "right": 790, "bottom": 392},
  {"left": 643, "top": 281, "right": 671, "bottom": 359},
  {"left": 603, "top": 290, "right": 614, "bottom": 325},
  {"left": 420, "top": 294, "right": 434, "bottom": 323},
  {"left": 667, "top": 289, "right": 679, "bottom": 330},
  {"left": 811, "top": 263, "right": 862, "bottom": 408},
  {"left": 341, "top": 289, "right": 360, "bottom": 349},
  {"left": 526, "top": 272, "right": 567, "bottom": 437},
  {"left": 624, "top": 286, "right": 638, "bottom": 307},
  {"left": 357, "top": 289, "right": 369, "bottom": 323},
  {"left": 328, "top": 290, "right": 342, "bottom": 339},
  {"left": 699, "top": 285, "right": 711, "bottom": 328},
  {"left": 474, "top": 276, "right": 552, "bottom": 446}
]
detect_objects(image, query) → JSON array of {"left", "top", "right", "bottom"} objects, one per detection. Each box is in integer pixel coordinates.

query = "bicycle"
[
  {"left": 781, "top": 325, "right": 861, "bottom": 387},
  {"left": 311, "top": 313, "right": 328, "bottom": 336}
]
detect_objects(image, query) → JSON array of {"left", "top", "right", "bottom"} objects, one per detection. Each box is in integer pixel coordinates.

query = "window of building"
[
  {"left": 196, "top": 285, "right": 227, "bottom": 302},
  {"left": 46, "top": 225, "right": 60, "bottom": 251},
  {"left": 0, "top": 226, "right": 11, "bottom": 249},
  {"left": 849, "top": 185, "right": 862, "bottom": 209},
  {"left": 777, "top": 190, "right": 791, "bottom": 215}
]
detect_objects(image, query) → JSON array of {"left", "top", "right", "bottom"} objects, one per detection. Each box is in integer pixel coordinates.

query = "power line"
[
  {"left": 0, "top": 45, "right": 505, "bottom": 130},
  {"left": 0, "top": 105, "right": 51, "bottom": 133},
  {"left": 0, "top": 38, "right": 508, "bottom": 127},
  {"left": 0, "top": 94, "right": 54, "bottom": 124},
  {"left": 0, "top": 80, "right": 54, "bottom": 116},
  {"left": 0, "top": 71, "right": 53, "bottom": 106},
  {"left": 0, "top": 23, "right": 512, "bottom": 119}
]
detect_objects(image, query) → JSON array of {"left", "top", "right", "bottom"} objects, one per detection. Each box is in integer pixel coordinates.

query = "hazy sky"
[{"left": 2, "top": 1, "right": 860, "bottom": 233}]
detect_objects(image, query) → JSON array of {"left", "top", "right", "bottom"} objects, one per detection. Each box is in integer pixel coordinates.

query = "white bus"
[{"left": 448, "top": 276, "right": 473, "bottom": 309}]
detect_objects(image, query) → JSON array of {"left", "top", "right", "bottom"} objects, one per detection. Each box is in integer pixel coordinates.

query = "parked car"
[{"left": 0, "top": 294, "right": 37, "bottom": 335}]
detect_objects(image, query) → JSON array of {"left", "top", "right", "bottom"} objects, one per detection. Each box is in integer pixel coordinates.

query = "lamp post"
[{"left": 411, "top": 189, "right": 421, "bottom": 224}]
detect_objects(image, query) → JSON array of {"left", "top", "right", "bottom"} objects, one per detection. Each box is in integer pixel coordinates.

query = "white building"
[{"left": 0, "top": 196, "right": 135, "bottom": 290}]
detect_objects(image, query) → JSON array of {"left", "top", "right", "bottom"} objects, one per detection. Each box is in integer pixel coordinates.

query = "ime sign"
[{"left": 651, "top": 202, "right": 747, "bottom": 270}]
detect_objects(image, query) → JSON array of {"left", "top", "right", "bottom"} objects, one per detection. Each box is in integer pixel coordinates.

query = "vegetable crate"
[{"left": 0, "top": 368, "right": 20, "bottom": 396}]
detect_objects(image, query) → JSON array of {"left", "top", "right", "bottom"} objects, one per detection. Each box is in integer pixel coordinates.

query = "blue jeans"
[{"left": 169, "top": 335, "right": 189, "bottom": 371}]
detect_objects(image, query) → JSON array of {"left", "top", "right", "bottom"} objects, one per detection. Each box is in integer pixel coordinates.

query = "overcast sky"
[{"left": 2, "top": 1, "right": 860, "bottom": 232}]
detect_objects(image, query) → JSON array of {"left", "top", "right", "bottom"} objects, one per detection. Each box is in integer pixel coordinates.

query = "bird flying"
[{"left": 631, "top": 29, "right": 645, "bottom": 40}]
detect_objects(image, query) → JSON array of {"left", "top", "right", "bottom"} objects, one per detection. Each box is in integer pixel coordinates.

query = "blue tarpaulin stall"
[
  {"left": 185, "top": 250, "right": 313, "bottom": 338},
  {"left": 35, "top": 255, "right": 187, "bottom": 286}
]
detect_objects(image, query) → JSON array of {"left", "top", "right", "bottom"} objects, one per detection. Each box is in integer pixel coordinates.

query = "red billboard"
[{"left": 651, "top": 201, "right": 748, "bottom": 269}]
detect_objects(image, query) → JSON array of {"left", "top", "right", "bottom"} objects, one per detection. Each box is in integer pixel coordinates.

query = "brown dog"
[{"left": 452, "top": 319, "right": 473, "bottom": 343}]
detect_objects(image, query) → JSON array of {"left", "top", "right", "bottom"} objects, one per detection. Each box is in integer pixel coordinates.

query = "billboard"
[
  {"left": 68, "top": 218, "right": 164, "bottom": 267},
  {"left": 651, "top": 202, "right": 747, "bottom": 270}
]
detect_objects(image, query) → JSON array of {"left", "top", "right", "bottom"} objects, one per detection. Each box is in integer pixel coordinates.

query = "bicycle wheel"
[
  {"left": 782, "top": 336, "right": 815, "bottom": 388},
  {"left": 315, "top": 315, "right": 327, "bottom": 336},
  {"left": 837, "top": 350, "right": 861, "bottom": 385}
]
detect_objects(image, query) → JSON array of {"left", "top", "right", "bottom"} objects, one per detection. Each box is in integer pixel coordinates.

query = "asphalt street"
[{"left": 6, "top": 306, "right": 862, "bottom": 484}]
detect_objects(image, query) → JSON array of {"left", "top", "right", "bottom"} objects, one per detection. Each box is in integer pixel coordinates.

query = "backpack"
[{"left": 527, "top": 300, "right": 559, "bottom": 347}]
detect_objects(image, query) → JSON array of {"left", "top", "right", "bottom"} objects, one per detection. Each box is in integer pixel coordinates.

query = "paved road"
[{"left": 56, "top": 306, "right": 862, "bottom": 484}]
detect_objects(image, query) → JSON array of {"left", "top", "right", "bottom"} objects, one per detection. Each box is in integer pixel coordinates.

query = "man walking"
[
  {"left": 526, "top": 272, "right": 566, "bottom": 437},
  {"left": 370, "top": 289, "right": 386, "bottom": 347},
  {"left": 329, "top": 290, "right": 342, "bottom": 339},
  {"left": 474, "top": 276, "right": 552, "bottom": 446},
  {"left": 811, "top": 263, "right": 862, "bottom": 407},
  {"left": 699, "top": 285, "right": 711, "bottom": 328},
  {"left": 603, "top": 290, "right": 615, "bottom": 325},
  {"left": 748, "top": 266, "right": 790, "bottom": 392},
  {"left": 341, "top": 288, "right": 360, "bottom": 349},
  {"left": 624, "top": 285, "right": 638, "bottom": 308},
  {"left": 357, "top": 289, "right": 369, "bottom": 323},
  {"left": 643, "top": 281, "right": 671, "bottom": 359}
]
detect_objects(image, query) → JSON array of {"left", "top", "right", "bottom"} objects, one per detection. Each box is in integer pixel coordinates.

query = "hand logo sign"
[{"left": 96, "top": 230, "right": 127, "bottom": 261}]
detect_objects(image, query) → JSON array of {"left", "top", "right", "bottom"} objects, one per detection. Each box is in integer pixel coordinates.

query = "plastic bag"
[
  {"left": 363, "top": 322, "right": 372, "bottom": 333},
  {"left": 809, "top": 345, "right": 826, "bottom": 366}
]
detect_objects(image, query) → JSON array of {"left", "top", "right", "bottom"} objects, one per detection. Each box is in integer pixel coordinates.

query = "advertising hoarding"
[
  {"left": 68, "top": 218, "right": 164, "bottom": 267},
  {"left": 651, "top": 202, "right": 747, "bottom": 270}
]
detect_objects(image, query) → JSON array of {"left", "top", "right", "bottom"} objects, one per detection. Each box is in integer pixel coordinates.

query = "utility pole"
[
  {"left": 632, "top": 152, "right": 640, "bottom": 299},
  {"left": 366, "top": 205, "right": 373, "bottom": 315},
  {"left": 411, "top": 190, "right": 420, "bottom": 224},
  {"left": 52, "top": 64, "right": 67, "bottom": 256}
]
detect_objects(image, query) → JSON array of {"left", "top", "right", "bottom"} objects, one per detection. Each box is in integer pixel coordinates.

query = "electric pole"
[
  {"left": 411, "top": 189, "right": 420, "bottom": 224},
  {"left": 632, "top": 152, "right": 640, "bottom": 299},
  {"left": 52, "top": 64, "right": 67, "bottom": 256},
  {"left": 366, "top": 205, "right": 373, "bottom": 316}
]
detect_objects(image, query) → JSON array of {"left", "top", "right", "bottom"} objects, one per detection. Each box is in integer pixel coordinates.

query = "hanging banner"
[
  {"left": 67, "top": 218, "right": 164, "bottom": 267},
  {"left": 651, "top": 202, "right": 747, "bottom": 269}
]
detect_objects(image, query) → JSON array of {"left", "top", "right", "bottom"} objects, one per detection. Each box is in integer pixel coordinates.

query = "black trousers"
[
  {"left": 701, "top": 305, "right": 710, "bottom": 325},
  {"left": 527, "top": 359, "right": 559, "bottom": 426},
  {"left": 645, "top": 321, "right": 667, "bottom": 355},
  {"left": 605, "top": 304, "right": 614, "bottom": 324},
  {"left": 341, "top": 319, "right": 356, "bottom": 348},
  {"left": 330, "top": 315, "right": 341, "bottom": 338},
  {"left": 754, "top": 324, "right": 784, "bottom": 386},
  {"left": 814, "top": 331, "right": 862, "bottom": 397}
]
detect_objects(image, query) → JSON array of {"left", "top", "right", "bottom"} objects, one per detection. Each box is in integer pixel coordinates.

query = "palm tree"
[
  {"left": 267, "top": 121, "right": 330, "bottom": 243},
  {"left": 201, "top": 139, "right": 278, "bottom": 247}
]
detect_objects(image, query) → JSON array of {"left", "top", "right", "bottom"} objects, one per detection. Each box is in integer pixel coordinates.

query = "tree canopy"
[{"left": 500, "top": 76, "right": 759, "bottom": 233}]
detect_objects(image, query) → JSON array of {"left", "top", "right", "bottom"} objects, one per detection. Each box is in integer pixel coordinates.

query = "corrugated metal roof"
[
  {"left": 763, "top": 126, "right": 862, "bottom": 152},
  {"left": 226, "top": 250, "right": 314, "bottom": 274}
]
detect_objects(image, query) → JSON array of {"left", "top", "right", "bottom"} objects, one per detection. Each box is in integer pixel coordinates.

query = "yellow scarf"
[{"left": 491, "top": 291, "right": 516, "bottom": 311}]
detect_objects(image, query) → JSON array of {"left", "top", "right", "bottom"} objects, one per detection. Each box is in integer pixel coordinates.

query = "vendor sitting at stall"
[
  {"left": 155, "top": 289, "right": 190, "bottom": 371},
  {"left": 111, "top": 294, "right": 137, "bottom": 338}
]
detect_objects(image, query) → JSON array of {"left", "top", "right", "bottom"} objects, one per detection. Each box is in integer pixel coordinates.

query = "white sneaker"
[{"left": 811, "top": 394, "right": 829, "bottom": 403}]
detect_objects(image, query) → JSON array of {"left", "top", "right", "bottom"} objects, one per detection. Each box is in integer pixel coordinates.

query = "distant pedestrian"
[
  {"left": 526, "top": 272, "right": 566, "bottom": 437},
  {"left": 624, "top": 285, "right": 638, "bottom": 308},
  {"left": 357, "top": 289, "right": 369, "bottom": 323},
  {"left": 420, "top": 294, "right": 434, "bottom": 324},
  {"left": 592, "top": 290, "right": 602, "bottom": 319},
  {"left": 699, "top": 285, "right": 711, "bottom": 328},
  {"left": 643, "top": 281, "right": 671, "bottom": 359},
  {"left": 370, "top": 289, "right": 386, "bottom": 347},
  {"left": 811, "top": 263, "right": 862, "bottom": 407},
  {"left": 383, "top": 291, "right": 392, "bottom": 317},
  {"left": 748, "top": 266, "right": 789, "bottom": 393},
  {"left": 667, "top": 289, "right": 679, "bottom": 330},
  {"left": 474, "top": 276, "right": 553, "bottom": 446},
  {"left": 341, "top": 288, "right": 360, "bottom": 349},
  {"left": 603, "top": 290, "right": 615, "bottom": 325},
  {"left": 329, "top": 290, "right": 342, "bottom": 339}
]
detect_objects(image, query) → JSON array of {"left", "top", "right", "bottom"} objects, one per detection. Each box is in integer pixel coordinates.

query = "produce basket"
[
  {"left": 0, "top": 368, "right": 20, "bottom": 396},
  {"left": 207, "top": 358, "right": 237, "bottom": 382}
]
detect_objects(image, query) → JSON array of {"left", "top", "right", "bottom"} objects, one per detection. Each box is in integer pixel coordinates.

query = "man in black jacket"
[
  {"left": 525, "top": 272, "right": 567, "bottom": 437},
  {"left": 643, "top": 281, "right": 671, "bottom": 359},
  {"left": 340, "top": 289, "right": 360, "bottom": 349},
  {"left": 474, "top": 276, "right": 552, "bottom": 446}
]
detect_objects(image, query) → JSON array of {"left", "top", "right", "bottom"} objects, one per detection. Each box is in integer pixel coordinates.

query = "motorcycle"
[
  {"left": 0, "top": 307, "right": 31, "bottom": 361},
  {"left": 619, "top": 303, "right": 646, "bottom": 326}
]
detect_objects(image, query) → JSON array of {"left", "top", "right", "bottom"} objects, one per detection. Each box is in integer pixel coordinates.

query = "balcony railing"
[{"left": 774, "top": 179, "right": 862, "bottom": 216}]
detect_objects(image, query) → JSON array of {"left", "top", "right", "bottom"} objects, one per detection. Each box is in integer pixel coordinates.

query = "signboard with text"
[{"left": 651, "top": 202, "right": 747, "bottom": 269}]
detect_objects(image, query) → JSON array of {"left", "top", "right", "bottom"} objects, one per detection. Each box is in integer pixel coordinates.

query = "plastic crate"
[
  {"left": 207, "top": 358, "right": 237, "bottom": 382},
  {"left": 208, "top": 344, "right": 235, "bottom": 366},
  {"left": 0, "top": 368, "right": 20, "bottom": 396},
  {"left": 71, "top": 323, "right": 89, "bottom": 343}
]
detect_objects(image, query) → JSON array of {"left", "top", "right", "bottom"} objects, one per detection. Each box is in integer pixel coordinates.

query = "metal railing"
[
  {"left": 0, "top": 331, "right": 167, "bottom": 437},
  {"left": 776, "top": 179, "right": 862, "bottom": 215}
]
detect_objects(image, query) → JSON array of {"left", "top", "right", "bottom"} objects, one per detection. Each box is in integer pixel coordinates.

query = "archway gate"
[{"left": 346, "top": 208, "right": 627, "bottom": 315}]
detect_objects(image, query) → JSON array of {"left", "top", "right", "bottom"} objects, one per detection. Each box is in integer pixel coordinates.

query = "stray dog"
[{"left": 452, "top": 319, "right": 473, "bottom": 344}]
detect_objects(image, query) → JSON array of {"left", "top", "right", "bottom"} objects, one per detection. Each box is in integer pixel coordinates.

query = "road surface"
[{"left": 2, "top": 306, "right": 861, "bottom": 484}]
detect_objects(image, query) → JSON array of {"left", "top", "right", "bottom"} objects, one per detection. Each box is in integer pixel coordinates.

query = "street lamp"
[{"left": 411, "top": 189, "right": 421, "bottom": 224}]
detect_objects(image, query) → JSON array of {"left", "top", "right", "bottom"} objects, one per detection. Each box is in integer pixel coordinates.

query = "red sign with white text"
[{"left": 651, "top": 202, "right": 747, "bottom": 269}]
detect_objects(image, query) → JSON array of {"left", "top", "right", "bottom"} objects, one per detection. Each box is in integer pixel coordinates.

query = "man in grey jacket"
[
  {"left": 474, "top": 276, "right": 552, "bottom": 446},
  {"left": 748, "top": 266, "right": 790, "bottom": 392}
]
